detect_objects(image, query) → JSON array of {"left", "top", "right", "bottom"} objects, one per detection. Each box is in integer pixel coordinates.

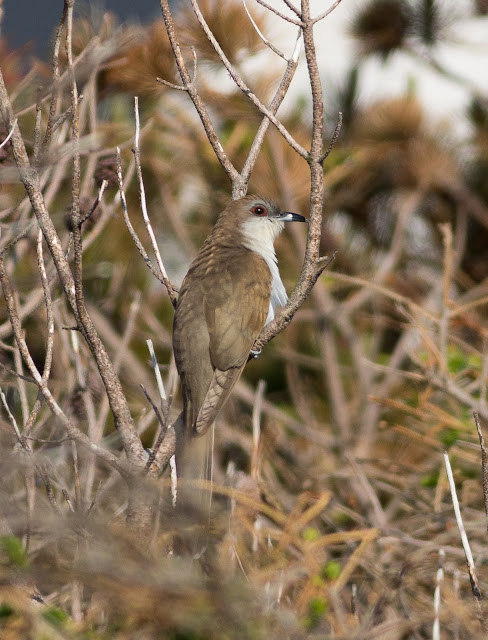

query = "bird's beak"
[{"left": 273, "top": 211, "right": 308, "bottom": 223}]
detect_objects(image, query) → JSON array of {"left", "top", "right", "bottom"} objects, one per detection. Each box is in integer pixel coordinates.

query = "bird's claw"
[{"left": 250, "top": 348, "right": 262, "bottom": 359}]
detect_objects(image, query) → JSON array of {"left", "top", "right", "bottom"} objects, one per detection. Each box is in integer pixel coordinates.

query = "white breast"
[{"left": 240, "top": 218, "right": 287, "bottom": 325}]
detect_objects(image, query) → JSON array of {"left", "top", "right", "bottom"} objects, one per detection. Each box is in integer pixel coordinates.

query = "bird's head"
[{"left": 222, "top": 195, "right": 307, "bottom": 246}]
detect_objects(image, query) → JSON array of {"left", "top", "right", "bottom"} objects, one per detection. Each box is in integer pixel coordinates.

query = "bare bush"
[{"left": 1, "top": 0, "right": 488, "bottom": 637}]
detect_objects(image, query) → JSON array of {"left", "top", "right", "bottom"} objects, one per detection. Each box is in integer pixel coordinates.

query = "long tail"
[{"left": 174, "top": 414, "right": 215, "bottom": 555}]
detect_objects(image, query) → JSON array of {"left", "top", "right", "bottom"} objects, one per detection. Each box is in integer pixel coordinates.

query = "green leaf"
[
  {"left": 0, "top": 602, "right": 14, "bottom": 617},
  {"left": 42, "top": 607, "right": 69, "bottom": 627},
  {"left": 440, "top": 428, "right": 459, "bottom": 448},
  {"left": 0, "top": 536, "right": 28, "bottom": 568},
  {"left": 421, "top": 471, "right": 439, "bottom": 488}
]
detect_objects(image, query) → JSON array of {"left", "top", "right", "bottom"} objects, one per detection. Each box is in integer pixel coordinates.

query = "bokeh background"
[{"left": 1, "top": 1, "right": 488, "bottom": 637}]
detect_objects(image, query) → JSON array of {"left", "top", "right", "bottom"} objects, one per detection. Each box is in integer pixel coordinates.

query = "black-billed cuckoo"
[{"left": 173, "top": 195, "right": 306, "bottom": 445}]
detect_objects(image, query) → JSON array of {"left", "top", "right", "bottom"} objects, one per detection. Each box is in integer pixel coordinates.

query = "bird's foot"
[{"left": 250, "top": 348, "right": 262, "bottom": 359}]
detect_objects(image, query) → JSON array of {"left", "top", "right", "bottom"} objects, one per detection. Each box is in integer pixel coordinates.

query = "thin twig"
[
  {"left": 189, "top": 0, "right": 307, "bottom": 158},
  {"left": 281, "top": 0, "right": 301, "bottom": 17},
  {"left": 144, "top": 339, "right": 172, "bottom": 476},
  {"left": 132, "top": 97, "right": 177, "bottom": 306},
  {"left": 0, "top": 117, "right": 17, "bottom": 149},
  {"left": 146, "top": 338, "right": 167, "bottom": 409},
  {"left": 238, "top": 32, "right": 302, "bottom": 196},
  {"left": 256, "top": 0, "right": 302, "bottom": 25},
  {"left": 0, "top": 254, "right": 129, "bottom": 476},
  {"left": 23, "top": 228, "right": 55, "bottom": 437},
  {"left": 312, "top": 0, "right": 344, "bottom": 24},
  {"left": 320, "top": 111, "right": 342, "bottom": 163},
  {"left": 79, "top": 179, "right": 107, "bottom": 226},
  {"left": 52, "top": 94, "right": 85, "bottom": 134},
  {"left": 32, "top": 92, "right": 42, "bottom": 165},
  {"left": 116, "top": 147, "right": 166, "bottom": 286},
  {"left": 13, "top": 335, "right": 29, "bottom": 425},
  {"left": 443, "top": 452, "right": 483, "bottom": 602},
  {"left": 0, "top": 220, "right": 36, "bottom": 255},
  {"left": 42, "top": 3, "right": 67, "bottom": 150},
  {"left": 141, "top": 385, "right": 167, "bottom": 446},
  {"left": 159, "top": 0, "right": 240, "bottom": 182},
  {"left": 242, "top": 0, "right": 288, "bottom": 60},
  {"left": 432, "top": 548, "right": 445, "bottom": 640},
  {"left": 474, "top": 411, "right": 488, "bottom": 535},
  {"left": 0, "top": 387, "right": 23, "bottom": 443}
]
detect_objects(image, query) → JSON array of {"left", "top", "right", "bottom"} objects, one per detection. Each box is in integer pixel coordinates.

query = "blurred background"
[{"left": 1, "top": 0, "right": 488, "bottom": 637}]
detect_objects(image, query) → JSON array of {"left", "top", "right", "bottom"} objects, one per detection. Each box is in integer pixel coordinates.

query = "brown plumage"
[{"left": 172, "top": 195, "right": 306, "bottom": 453}]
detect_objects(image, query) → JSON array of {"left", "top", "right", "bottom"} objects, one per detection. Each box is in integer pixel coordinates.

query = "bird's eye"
[{"left": 251, "top": 205, "right": 267, "bottom": 217}]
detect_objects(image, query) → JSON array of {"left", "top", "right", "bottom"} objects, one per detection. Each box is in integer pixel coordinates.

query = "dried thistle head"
[
  {"left": 102, "top": 21, "right": 178, "bottom": 98},
  {"left": 350, "top": 0, "right": 412, "bottom": 57},
  {"left": 176, "top": 0, "right": 267, "bottom": 67}
]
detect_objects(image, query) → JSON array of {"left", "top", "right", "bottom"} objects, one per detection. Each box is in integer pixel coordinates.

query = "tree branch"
[
  {"left": 188, "top": 0, "right": 308, "bottom": 159},
  {"left": 159, "top": 0, "right": 240, "bottom": 183}
]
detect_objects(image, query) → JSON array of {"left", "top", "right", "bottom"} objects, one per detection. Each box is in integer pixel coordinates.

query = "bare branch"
[
  {"left": 256, "top": 0, "right": 302, "bottom": 25},
  {"left": 252, "top": 253, "right": 336, "bottom": 352},
  {"left": 443, "top": 451, "right": 487, "bottom": 630},
  {"left": 159, "top": 0, "right": 240, "bottom": 183},
  {"left": 0, "top": 220, "right": 36, "bottom": 255},
  {"left": 312, "top": 0, "right": 344, "bottom": 24},
  {"left": 156, "top": 77, "right": 189, "bottom": 92},
  {"left": 0, "top": 254, "right": 129, "bottom": 477},
  {"left": 474, "top": 411, "right": 488, "bottom": 535},
  {"left": 238, "top": 34, "right": 302, "bottom": 196},
  {"left": 320, "top": 111, "right": 342, "bottom": 163},
  {"left": 0, "top": 386, "right": 23, "bottom": 443},
  {"left": 42, "top": 3, "right": 67, "bottom": 149},
  {"left": 23, "top": 229, "right": 56, "bottom": 437},
  {"left": 281, "top": 0, "right": 301, "bottom": 17},
  {"left": 116, "top": 148, "right": 168, "bottom": 287},
  {"left": 79, "top": 179, "right": 107, "bottom": 226},
  {"left": 253, "top": 0, "right": 330, "bottom": 348},
  {"left": 157, "top": 47, "right": 198, "bottom": 91},
  {"left": 188, "top": 0, "right": 308, "bottom": 158},
  {"left": 432, "top": 548, "right": 445, "bottom": 640},
  {"left": 242, "top": 0, "right": 288, "bottom": 60},
  {"left": 0, "top": 60, "right": 145, "bottom": 470},
  {"left": 143, "top": 339, "right": 175, "bottom": 477}
]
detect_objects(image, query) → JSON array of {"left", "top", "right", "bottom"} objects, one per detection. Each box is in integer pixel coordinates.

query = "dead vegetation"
[{"left": 1, "top": 0, "right": 488, "bottom": 638}]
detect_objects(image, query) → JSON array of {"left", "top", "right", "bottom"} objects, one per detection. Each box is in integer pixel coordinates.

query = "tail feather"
[{"left": 195, "top": 366, "right": 243, "bottom": 435}]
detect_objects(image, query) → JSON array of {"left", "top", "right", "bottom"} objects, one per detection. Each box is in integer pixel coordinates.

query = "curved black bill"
[{"left": 275, "top": 211, "right": 308, "bottom": 223}]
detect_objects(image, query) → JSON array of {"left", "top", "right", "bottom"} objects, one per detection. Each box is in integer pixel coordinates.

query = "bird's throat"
[{"left": 240, "top": 218, "right": 287, "bottom": 324}]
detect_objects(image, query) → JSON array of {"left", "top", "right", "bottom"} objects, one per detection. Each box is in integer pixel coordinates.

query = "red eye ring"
[{"left": 251, "top": 205, "right": 267, "bottom": 217}]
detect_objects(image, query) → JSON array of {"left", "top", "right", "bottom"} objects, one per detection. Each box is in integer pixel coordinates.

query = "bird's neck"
[
  {"left": 239, "top": 218, "right": 287, "bottom": 324},
  {"left": 239, "top": 217, "right": 283, "bottom": 264}
]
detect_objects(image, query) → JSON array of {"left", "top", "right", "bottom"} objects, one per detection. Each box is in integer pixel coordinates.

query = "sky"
[{"left": 3, "top": 0, "right": 159, "bottom": 56}]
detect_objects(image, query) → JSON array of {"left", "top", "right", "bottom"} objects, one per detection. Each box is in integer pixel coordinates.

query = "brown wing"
[
  {"left": 194, "top": 250, "right": 271, "bottom": 434},
  {"left": 204, "top": 250, "right": 271, "bottom": 371}
]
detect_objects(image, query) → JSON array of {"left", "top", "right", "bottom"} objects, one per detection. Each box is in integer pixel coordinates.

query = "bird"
[{"left": 172, "top": 194, "right": 307, "bottom": 456}]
